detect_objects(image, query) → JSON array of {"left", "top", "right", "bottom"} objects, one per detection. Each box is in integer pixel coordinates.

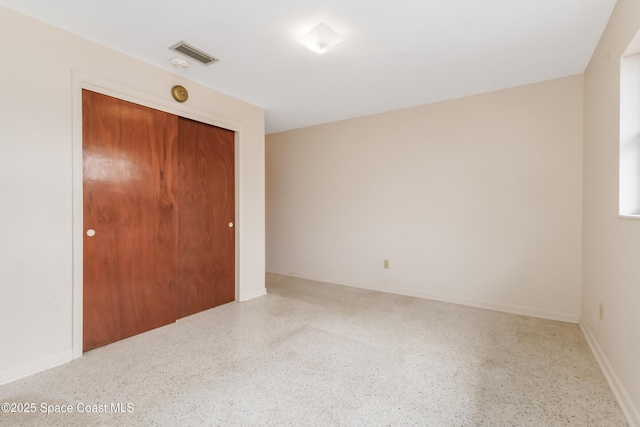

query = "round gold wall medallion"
[{"left": 171, "top": 85, "right": 188, "bottom": 103}]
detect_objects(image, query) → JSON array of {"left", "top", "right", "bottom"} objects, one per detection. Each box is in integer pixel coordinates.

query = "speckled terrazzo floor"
[{"left": 0, "top": 274, "right": 628, "bottom": 426}]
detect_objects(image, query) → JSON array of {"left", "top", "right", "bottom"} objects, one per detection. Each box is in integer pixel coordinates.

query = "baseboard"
[
  {"left": 238, "top": 287, "right": 267, "bottom": 302},
  {"left": 0, "top": 350, "right": 73, "bottom": 386},
  {"left": 266, "top": 269, "right": 580, "bottom": 323},
  {"left": 581, "top": 320, "right": 639, "bottom": 427}
]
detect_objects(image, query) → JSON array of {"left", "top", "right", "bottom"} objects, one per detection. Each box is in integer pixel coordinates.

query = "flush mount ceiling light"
[
  {"left": 170, "top": 57, "right": 189, "bottom": 68},
  {"left": 298, "top": 23, "right": 346, "bottom": 55}
]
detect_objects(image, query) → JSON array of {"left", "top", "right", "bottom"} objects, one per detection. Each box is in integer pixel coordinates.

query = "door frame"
[{"left": 71, "top": 71, "right": 242, "bottom": 359}]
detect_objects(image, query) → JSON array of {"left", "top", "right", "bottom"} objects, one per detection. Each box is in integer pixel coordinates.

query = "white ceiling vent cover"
[{"left": 169, "top": 41, "right": 219, "bottom": 65}]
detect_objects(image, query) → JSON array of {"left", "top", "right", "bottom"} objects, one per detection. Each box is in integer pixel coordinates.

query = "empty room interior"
[{"left": 0, "top": 0, "right": 639, "bottom": 425}]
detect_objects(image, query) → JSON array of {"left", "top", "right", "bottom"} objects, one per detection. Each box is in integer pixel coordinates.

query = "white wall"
[
  {"left": 0, "top": 6, "right": 265, "bottom": 385},
  {"left": 267, "top": 75, "right": 584, "bottom": 323},
  {"left": 582, "top": 0, "right": 640, "bottom": 424}
]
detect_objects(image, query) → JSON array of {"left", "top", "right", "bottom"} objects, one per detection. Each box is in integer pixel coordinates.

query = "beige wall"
[
  {"left": 267, "top": 75, "right": 584, "bottom": 322},
  {"left": 582, "top": 0, "right": 640, "bottom": 424},
  {"left": 0, "top": 6, "right": 265, "bottom": 384}
]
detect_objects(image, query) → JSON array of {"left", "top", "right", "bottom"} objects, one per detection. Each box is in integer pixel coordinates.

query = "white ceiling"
[{"left": 0, "top": 0, "right": 618, "bottom": 133}]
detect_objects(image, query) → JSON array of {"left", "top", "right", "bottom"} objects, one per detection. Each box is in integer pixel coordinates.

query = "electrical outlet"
[
  {"left": 383, "top": 259, "right": 389, "bottom": 269},
  {"left": 599, "top": 303, "right": 604, "bottom": 321}
]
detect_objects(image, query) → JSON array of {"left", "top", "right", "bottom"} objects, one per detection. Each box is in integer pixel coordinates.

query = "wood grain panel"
[
  {"left": 176, "top": 117, "right": 235, "bottom": 318},
  {"left": 82, "top": 90, "right": 178, "bottom": 351}
]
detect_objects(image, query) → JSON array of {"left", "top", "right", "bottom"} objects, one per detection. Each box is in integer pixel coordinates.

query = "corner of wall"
[{"left": 580, "top": 319, "right": 640, "bottom": 427}]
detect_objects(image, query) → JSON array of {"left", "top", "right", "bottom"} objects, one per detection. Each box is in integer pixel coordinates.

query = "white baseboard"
[
  {"left": 265, "top": 269, "right": 580, "bottom": 323},
  {"left": 0, "top": 350, "right": 73, "bottom": 386},
  {"left": 239, "top": 287, "right": 267, "bottom": 302},
  {"left": 1, "top": 287, "right": 267, "bottom": 386},
  {"left": 581, "top": 320, "right": 639, "bottom": 427}
]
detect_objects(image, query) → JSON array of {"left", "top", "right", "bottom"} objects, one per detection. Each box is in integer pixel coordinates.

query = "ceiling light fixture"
[
  {"left": 298, "top": 23, "right": 346, "bottom": 55},
  {"left": 170, "top": 57, "right": 189, "bottom": 68}
]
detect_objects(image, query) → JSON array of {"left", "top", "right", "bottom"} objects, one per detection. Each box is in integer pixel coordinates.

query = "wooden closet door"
[
  {"left": 177, "top": 117, "right": 235, "bottom": 318},
  {"left": 82, "top": 90, "right": 178, "bottom": 352}
]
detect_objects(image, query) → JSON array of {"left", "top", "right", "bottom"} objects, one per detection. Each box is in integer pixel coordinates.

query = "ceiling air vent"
[{"left": 169, "top": 41, "right": 219, "bottom": 65}]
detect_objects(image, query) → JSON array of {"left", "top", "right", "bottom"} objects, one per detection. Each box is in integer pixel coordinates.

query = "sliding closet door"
[
  {"left": 176, "top": 117, "right": 235, "bottom": 318},
  {"left": 82, "top": 90, "right": 179, "bottom": 352}
]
